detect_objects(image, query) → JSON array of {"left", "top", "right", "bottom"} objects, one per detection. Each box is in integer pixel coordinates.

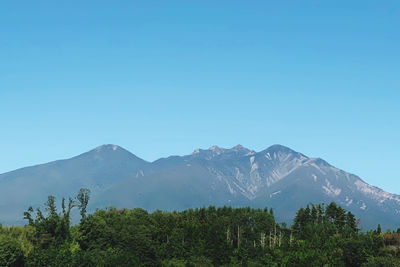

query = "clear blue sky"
[{"left": 1, "top": 1, "right": 399, "bottom": 193}]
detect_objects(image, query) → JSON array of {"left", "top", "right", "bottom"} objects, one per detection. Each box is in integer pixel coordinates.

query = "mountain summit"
[{"left": 0, "top": 144, "right": 398, "bottom": 229}]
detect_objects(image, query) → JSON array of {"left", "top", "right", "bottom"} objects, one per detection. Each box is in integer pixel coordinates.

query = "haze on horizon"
[{"left": 1, "top": 1, "right": 399, "bottom": 194}]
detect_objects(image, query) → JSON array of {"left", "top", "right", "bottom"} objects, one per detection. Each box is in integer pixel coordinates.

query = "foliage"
[
  {"left": 0, "top": 237, "right": 24, "bottom": 267},
  {"left": 0, "top": 193, "right": 399, "bottom": 266}
]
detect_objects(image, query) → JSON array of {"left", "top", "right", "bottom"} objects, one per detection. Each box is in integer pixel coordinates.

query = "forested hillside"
[{"left": 1, "top": 189, "right": 400, "bottom": 266}]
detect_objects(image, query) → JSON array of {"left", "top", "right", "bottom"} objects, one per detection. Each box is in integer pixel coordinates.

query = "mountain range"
[{"left": 0, "top": 144, "right": 399, "bottom": 230}]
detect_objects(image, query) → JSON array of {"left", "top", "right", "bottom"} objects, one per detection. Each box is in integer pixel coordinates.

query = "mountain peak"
[
  {"left": 266, "top": 144, "right": 292, "bottom": 151},
  {"left": 209, "top": 145, "right": 224, "bottom": 152},
  {"left": 82, "top": 144, "right": 148, "bottom": 163},
  {"left": 95, "top": 144, "right": 121, "bottom": 152},
  {"left": 260, "top": 144, "right": 308, "bottom": 162},
  {"left": 231, "top": 144, "right": 247, "bottom": 150},
  {"left": 263, "top": 144, "right": 299, "bottom": 155},
  {"left": 230, "top": 144, "right": 254, "bottom": 155},
  {"left": 191, "top": 145, "right": 226, "bottom": 155}
]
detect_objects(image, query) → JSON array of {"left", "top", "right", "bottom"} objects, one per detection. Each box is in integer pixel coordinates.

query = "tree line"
[{"left": 1, "top": 189, "right": 400, "bottom": 266}]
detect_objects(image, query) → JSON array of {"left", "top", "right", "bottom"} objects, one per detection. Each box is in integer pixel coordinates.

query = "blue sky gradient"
[{"left": 1, "top": 1, "right": 399, "bottom": 193}]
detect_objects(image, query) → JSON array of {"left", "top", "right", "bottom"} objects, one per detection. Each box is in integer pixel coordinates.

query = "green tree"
[
  {"left": 0, "top": 237, "right": 24, "bottom": 267},
  {"left": 376, "top": 224, "right": 382, "bottom": 234},
  {"left": 77, "top": 188, "right": 91, "bottom": 222}
]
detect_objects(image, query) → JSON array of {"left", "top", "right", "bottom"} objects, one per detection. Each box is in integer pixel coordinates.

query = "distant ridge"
[{"left": 0, "top": 144, "right": 399, "bottom": 230}]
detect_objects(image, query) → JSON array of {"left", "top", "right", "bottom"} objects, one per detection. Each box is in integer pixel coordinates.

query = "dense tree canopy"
[{"left": 0, "top": 190, "right": 399, "bottom": 266}]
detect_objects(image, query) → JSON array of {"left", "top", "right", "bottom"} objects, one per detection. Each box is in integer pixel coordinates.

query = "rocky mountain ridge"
[{"left": 0, "top": 144, "right": 398, "bottom": 230}]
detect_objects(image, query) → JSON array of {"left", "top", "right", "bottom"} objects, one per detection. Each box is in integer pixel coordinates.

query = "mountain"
[
  {"left": 0, "top": 144, "right": 399, "bottom": 230},
  {"left": 0, "top": 145, "right": 149, "bottom": 224}
]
